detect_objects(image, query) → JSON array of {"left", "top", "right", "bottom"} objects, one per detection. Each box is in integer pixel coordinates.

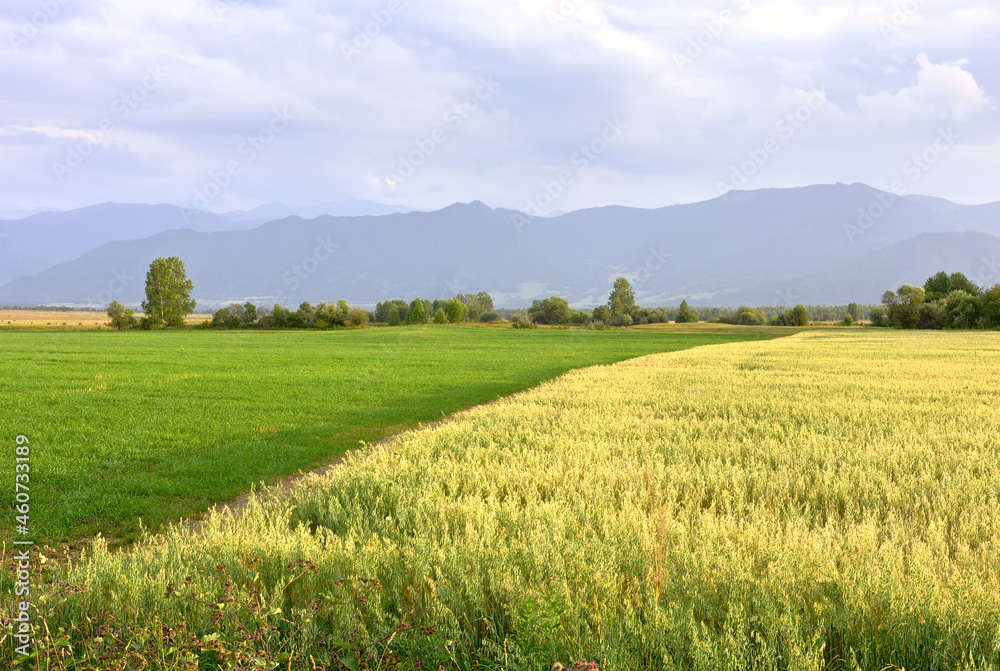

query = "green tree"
[
  {"left": 884, "top": 284, "right": 925, "bottom": 328},
  {"left": 476, "top": 291, "right": 494, "bottom": 312},
  {"left": 434, "top": 307, "right": 447, "bottom": 324},
  {"left": 924, "top": 271, "right": 980, "bottom": 302},
  {"left": 141, "top": 256, "right": 196, "bottom": 328},
  {"left": 675, "top": 300, "right": 698, "bottom": 323},
  {"left": 446, "top": 299, "right": 465, "bottom": 324},
  {"left": 407, "top": 297, "right": 426, "bottom": 324},
  {"left": 337, "top": 299, "right": 350, "bottom": 324},
  {"left": 106, "top": 300, "right": 137, "bottom": 330},
  {"left": 847, "top": 302, "right": 861, "bottom": 322},
  {"left": 592, "top": 305, "right": 611, "bottom": 325},
  {"left": 868, "top": 305, "right": 888, "bottom": 327},
  {"left": 528, "top": 296, "right": 572, "bottom": 325},
  {"left": 348, "top": 307, "right": 369, "bottom": 327},
  {"left": 388, "top": 305, "right": 401, "bottom": 326},
  {"left": 734, "top": 306, "right": 766, "bottom": 326},
  {"left": 981, "top": 284, "right": 1000, "bottom": 329},
  {"left": 608, "top": 277, "right": 636, "bottom": 325},
  {"left": 789, "top": 304, "right": 810, "bottom": 327},
  {"left": 923, "top": 271, "right": 952, "bottom": 302}
]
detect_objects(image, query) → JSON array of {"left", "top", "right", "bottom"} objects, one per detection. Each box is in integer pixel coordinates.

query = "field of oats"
[
  {"left": 0, "top": 327, "right": 761, "bottom": 545},
  {"left": 5, "top": 330, "right": 1000, "bottom": 670}
]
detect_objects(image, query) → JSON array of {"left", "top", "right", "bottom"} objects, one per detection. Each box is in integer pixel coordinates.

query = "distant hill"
[
  {"left": 711, "top": 231, "right": 1000, "bottom": 307},
  {"left": 0, "top": 207, "right": 61, "bottom": 220},
  {"left": 2, "top": 184, "right": 999, "bottom": 308},
  {"left": 0, "top": 203, "right": 258, "bottom": 287},
  {"left": 905, "top": 195, "right": 1000, "bottom": 233},
  {"left": 218, "top": 198, "right": 411, "bottom": 222}
]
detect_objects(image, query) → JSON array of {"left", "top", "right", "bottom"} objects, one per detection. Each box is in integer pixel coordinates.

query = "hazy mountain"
[
  {"left": 0, "top": 203, "right": 261, "bottom": 287},
  {"left": 219, "top": 199, "right": 412, "bottom": 222},
  {"left": 2, "top": 183, "right": 998, "bottom": 308},
  {"left": 710, "top": 231, "right": 1000, "bottom": 307},
  {"left": 904, "top": 195, "right": 1000, "bottom": 233},
  {"left": 0, "top": 207, "right": 61, "bottom": 220}
]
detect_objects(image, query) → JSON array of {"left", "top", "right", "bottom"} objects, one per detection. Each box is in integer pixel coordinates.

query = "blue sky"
[{"left": 1, "top": 0, "right": 998, "bottom": 213}]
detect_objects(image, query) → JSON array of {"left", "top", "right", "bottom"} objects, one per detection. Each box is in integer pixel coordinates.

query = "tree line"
[
  {"left": 103, "top": 257, "right": 884, "bottom": 331},
  {"left": 871, "top": 271, "right": 1000, "bottom": 329}
]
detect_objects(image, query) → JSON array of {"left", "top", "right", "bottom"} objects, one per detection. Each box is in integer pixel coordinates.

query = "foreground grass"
[
  {"left": 5, "top": 330, "right": 999, "bottom": 669},
  {"left": 0, "top": 326, "right": 766, "bottom": 545}
]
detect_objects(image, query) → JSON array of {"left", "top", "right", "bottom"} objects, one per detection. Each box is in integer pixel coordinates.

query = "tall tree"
[
  {"left": 883, "top": 284, "right": 925, "bottom": 328},
  {"left": 446, "top": 299, "right": 465, "bottom": 324},
  {"left": 676, "top": 300, "right": 698, "bottom": 324},
  {"left": 141, "top": 256, "right": 196, "bottom": 328},
  {"left": 608, "top": 277, "right": 636, "bottom": 325},
  {"left": 407, "top": 297, "right": 426, "bottom": 324},
  {"left": 789, "top": 304, "right": 810, "bottom": 326}
]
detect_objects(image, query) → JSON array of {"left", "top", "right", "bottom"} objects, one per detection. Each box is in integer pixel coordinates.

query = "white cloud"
[
  {"left": 857, "top": 53, "right": 991, "bottom": 123},
  {"left": 1, "top": 1, "right": 1000, "bottom": 210}
]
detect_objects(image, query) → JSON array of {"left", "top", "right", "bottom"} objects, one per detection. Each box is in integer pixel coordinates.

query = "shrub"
[
  {"left": 510, "top": 315, "right": 536, "bottom": 329},
  {"left": 348, "top": 307, "right": 370, "bottom": 327},
  {"left": 106, "top": 300, "right": 137, "bottom": 330}
]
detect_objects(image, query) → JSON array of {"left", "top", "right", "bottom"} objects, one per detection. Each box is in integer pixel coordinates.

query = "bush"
[
  {"left": 139, "top": 315, "right": 165, "bottom": 330},
  {"left": 348, "top": 307, "right": 370, "bottom": 327},
  {"left": 106, "top": 300, "right": 137, "bottom": 330},
  {"left": 528, "top": 296, "right": 571, "bottom": 325},
  {"left": 211, "top": 308, "right": 240, "bottom": 329},
  {"left": 510, "top": 316, "right": 536, "bottom": 329},
  {"left": 478, "top": 311, "right": 502, "bottom": 323},
  {"left": 734, "top": 306, "right": 767, "bottom": 326}
]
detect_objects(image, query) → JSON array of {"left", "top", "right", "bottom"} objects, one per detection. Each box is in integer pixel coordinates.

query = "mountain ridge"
[{"left": 2, "top": 184, "right": 998, "bottom": 308}]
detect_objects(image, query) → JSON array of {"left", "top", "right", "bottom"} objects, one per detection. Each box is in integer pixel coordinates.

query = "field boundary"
[
  {"left": 180, "top": 334, "right": 796, "bottom": 535},
  {"left": 181, "top": 383, "right": 547, "bottom": 534}
]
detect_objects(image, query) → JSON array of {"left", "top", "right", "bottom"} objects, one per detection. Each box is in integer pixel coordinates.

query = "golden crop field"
[
  {"left": 0, "top": 310, "right": 213, "bottom": 330},
  {"left": 8, "top": 330, "right": 1000, "bottom": 670}
]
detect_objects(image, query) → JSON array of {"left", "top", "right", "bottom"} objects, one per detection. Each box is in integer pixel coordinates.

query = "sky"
[{"left": 1, "top": 0, "right": 998, "bottom": 215}]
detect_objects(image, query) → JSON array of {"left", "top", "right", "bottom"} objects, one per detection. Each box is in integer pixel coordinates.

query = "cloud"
[
  {"left": 857, "top": 54, "right": 991, "bottom": 123},
  {"left": 1, "top": 1, "right": 1000, "bottom": 210}
]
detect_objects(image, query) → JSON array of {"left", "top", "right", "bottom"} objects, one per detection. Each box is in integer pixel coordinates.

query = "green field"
[
  {"left": 10, "top": 330, "right": 999, "bottom": 670},
  {"left": 0, "top": 326, "right": 770, "bottom": 545}
]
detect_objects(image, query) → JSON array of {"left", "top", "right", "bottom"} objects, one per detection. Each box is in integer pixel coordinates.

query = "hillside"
[{"left": 2, "top": 183, "right": 999, "bottom": 307}]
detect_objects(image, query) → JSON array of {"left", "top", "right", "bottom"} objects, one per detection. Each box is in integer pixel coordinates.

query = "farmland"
[
  {"left": 0, "top": 310, "right": 213, "bottom": 330},
  {"left": 0, "top": 326, "right": 769, "bottom": 545},
  {"left": 5, "top": 330, "right": 999, "bottom": 669}
]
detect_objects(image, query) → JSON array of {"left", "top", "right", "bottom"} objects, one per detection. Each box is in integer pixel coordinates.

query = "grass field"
[
  {"left": 0, "top": 326, "right": 769, "bottom": 545},
  {"left": 6, "top": 330, "right": 999, "bottom": 670}
]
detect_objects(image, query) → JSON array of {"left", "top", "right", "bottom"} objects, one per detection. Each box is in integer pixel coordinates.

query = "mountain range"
[{"left": 1, "top": 184, "right": 997, "bottom": 308}]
